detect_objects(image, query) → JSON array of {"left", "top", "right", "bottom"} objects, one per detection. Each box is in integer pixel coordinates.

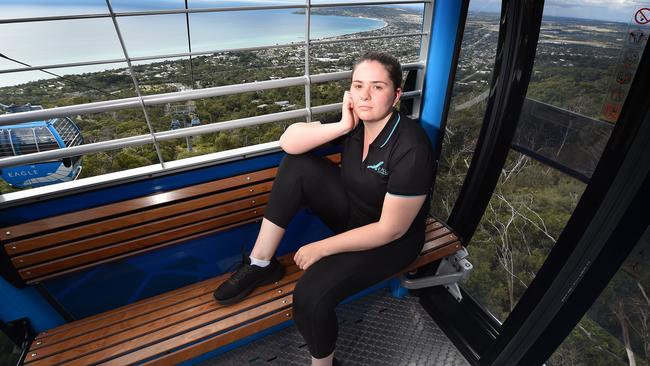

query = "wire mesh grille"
[{"left": 201, "top": 288, "right": 469, "bottom": 366}]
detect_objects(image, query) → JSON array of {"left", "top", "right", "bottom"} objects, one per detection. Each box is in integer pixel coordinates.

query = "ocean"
[{"left": 0, "top": 1, "right": 386, "bottom": 87}]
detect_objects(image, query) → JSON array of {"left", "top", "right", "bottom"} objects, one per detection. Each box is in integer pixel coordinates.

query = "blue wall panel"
[
  {"left": 0, "top": 277, "right": 64, "bottom": 332},
  {"left": 419, "top": 0, "right": 464, "bottom": 149}
]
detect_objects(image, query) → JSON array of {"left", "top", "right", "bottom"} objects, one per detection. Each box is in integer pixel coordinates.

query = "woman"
[{"left": 213, "top": 51, "right": 434, "bottom": 366}]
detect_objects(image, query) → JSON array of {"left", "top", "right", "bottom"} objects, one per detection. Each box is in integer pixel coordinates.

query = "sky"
[
  {"left": 0, "top": 0, "right": 644, "bottom": 23},
  {"left": 469, "top": 0, "right": 641, "bottom": 23}
]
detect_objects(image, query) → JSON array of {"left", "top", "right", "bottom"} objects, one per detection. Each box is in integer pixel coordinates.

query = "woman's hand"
[
  {"left": 294, "top": 242, "right": 327, "bottom": 270},
  {"left": 339, "top": 90, "right": 359, "bottom": 133}
]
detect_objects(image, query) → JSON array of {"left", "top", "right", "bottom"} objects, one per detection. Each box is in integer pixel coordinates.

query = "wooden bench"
[{"left": 1, "top": 153, "right": 462, "bottom": 365}]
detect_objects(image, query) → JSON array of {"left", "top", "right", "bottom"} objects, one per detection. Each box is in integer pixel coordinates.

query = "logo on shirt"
[{"left": 367, "top": 161, "right": 388, "bottom": 176}]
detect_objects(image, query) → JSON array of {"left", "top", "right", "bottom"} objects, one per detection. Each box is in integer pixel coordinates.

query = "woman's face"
[{"left": 350, "top": 60, "right": 401, "bottom": 123}]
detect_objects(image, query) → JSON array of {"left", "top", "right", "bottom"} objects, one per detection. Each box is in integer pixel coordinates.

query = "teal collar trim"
[{"left": 379, "top": 114, "right": 400, "bottom": 148}]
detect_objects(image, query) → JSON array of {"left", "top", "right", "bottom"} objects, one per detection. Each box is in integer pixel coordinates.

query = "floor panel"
[{"left": 201, "top": 288, "right": 469, "bottom": 366}]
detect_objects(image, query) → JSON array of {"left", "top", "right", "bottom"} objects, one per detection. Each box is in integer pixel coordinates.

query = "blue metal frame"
[
  {"left": 419, "top": 0, "right": 466, "bottom": 150},
  {"left": 391, "top": 0, "right": 468, "bottom": 299}
]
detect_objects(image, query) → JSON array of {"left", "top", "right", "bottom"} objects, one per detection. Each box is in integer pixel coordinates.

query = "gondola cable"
[{"left": 0, "top": 52, "right": 118, "bottom": 99}]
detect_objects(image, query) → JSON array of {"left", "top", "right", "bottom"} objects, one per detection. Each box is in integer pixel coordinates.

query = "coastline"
[
  {"left": 289, "top": 9, "right": 389, "bottom": 41},
  {"left": 315, "top": 15, "right": 389, "bottom": 42},
  {"left": 306, "top": 6, "right": 421, "bottom": 44}
]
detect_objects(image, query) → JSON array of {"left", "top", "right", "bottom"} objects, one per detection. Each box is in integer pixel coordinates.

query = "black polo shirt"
[{"left": 338, "top": 110, "right": 435, "bottom": 230}]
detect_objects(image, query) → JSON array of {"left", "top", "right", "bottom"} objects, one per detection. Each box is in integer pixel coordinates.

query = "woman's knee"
[
  {"left": 292, "top": 279, "right": 319, "bottom": 320},
  {"left": 292, "top": 276, "right": 337, "bottom": 323},
  {"left": 293, "top": 278, "right": 340, "bottom": 358}
]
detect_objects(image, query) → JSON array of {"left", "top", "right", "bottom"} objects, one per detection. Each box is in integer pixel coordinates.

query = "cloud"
[{"left": 545, "top": 0, "right": 637, "bottom": 9}]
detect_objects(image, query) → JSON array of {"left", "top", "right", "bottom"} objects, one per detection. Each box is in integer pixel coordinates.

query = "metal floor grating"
[{"left": 200, "top": 288, "right": 469, "bottom": 366}]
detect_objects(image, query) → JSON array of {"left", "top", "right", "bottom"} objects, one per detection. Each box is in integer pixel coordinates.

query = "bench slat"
[
  {"left": 1, "top": 168, "right": 279, "bottom": 241},
  {"left": 13, "top": 193, "right": 271, "bottom": 268},
  {"left": 141, "top": 309, "right": 293, "bottom": 366},
  {"left": 6, "top": 181, "right": 274, "bottom": 256},
  {"left": 19, "top": 207, "right": 266, "bottom": 281},
  {"left": 18, "top": 207, "right": 263, "bottom": 280},
  {"left": 2, "top": 154, "right": 341, "bottom": 243},
  {"left": 425, "top": 227, "right": 451, "bottom": 241},
  {"left": 402, "top": 241, "right": 463, "bottom": 274},
  {"left": 423, "top": 232, "right": 459, "bottom": 253}
]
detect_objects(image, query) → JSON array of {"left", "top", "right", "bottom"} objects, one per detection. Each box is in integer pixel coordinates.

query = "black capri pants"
[{"left": 264, "top": 153, "right": 425, "bottom": 358}]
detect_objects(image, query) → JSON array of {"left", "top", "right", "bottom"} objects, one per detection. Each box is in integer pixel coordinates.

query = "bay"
[{"left": 0, "top": 1, "right": 385, "bottom": 86}]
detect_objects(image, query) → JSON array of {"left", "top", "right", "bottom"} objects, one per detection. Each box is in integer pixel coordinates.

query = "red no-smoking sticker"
[{"left": 635, "top": 8, "right": 650, "bottom": 24}]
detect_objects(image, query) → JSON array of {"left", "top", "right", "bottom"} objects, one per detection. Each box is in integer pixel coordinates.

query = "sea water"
[{"left": 0, "top": 1, "right": 385, "bottom": 86}]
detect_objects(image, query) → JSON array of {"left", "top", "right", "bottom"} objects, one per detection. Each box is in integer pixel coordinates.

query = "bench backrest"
[{"left": 0, "top": 154, "right": 340, "bottom": 285}]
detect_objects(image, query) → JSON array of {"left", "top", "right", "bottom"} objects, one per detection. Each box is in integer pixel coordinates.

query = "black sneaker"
[{"left": 213, "top": 254, "right": 285, "bottom": 305}]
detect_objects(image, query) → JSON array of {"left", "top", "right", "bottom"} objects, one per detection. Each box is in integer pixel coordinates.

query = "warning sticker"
[
  {"left": 634, "top": 8, "right": 650, "bottom": 24},
  {"left": 600, "top": 6, "right": 649, "bottom": 123},
  {"left": 602, "top": 103, "right": 622, "bottom": 122}
]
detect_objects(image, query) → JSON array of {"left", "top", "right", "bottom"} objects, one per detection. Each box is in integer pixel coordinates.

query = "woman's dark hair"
[{"left": 352, "top": 51, "right": 402, "bottom": 91}]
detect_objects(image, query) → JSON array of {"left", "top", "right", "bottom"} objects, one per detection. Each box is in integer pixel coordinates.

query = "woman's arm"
[
  {"left": 279, "top": 91, "right": 359, "bottom": 154},
  {"left": 279, "top": 121, "right": 348, "bottom": 154},
  {"left": 293, "top": 193, "right": 427, "bottom": 270}
]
